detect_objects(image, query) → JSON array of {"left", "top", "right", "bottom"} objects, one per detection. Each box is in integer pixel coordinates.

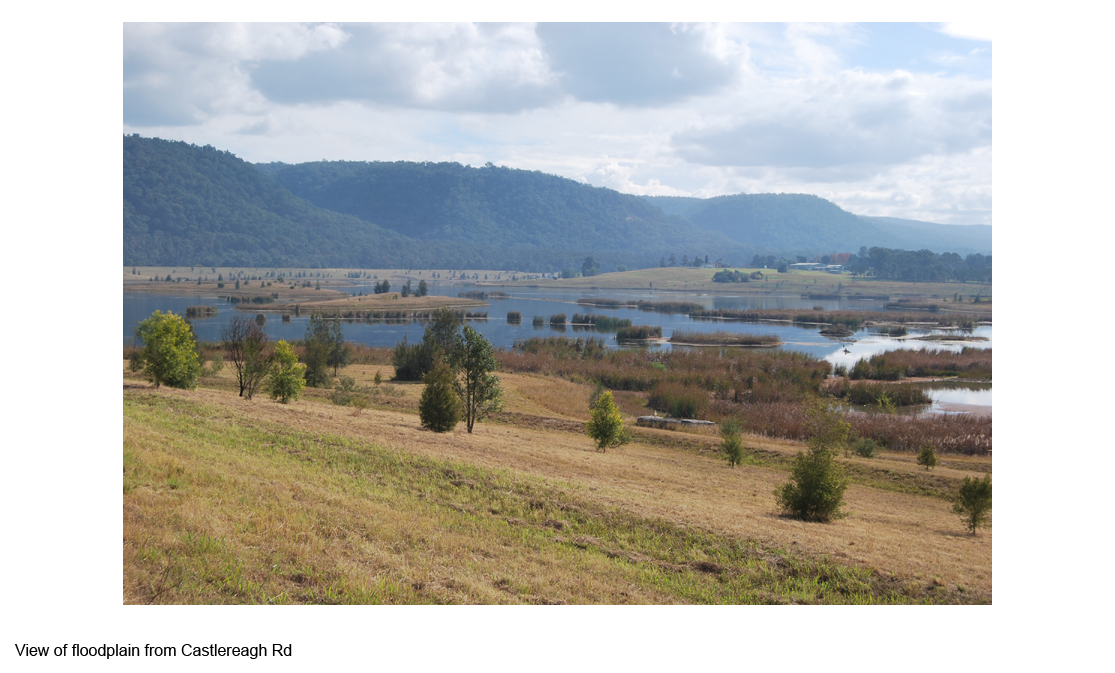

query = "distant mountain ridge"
[
  {"left": 642, "top": 195, "right": 991, "bottom": 256},
  {"left": 256, "top": 160, "right": 742, "bottom": 262},
  {"left": 123, "top": 135, "right": 990, "bottom": 269}
]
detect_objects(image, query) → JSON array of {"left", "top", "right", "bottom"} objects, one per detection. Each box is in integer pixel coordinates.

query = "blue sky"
[{"left": 123, "top": 22, "right": 991, "bottom": 225}]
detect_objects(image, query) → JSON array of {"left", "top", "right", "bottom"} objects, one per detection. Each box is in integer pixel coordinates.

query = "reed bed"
[
  {"left": 500, "top": 338, "right": 827, "bottom": 399},
  {"left": 705, "top": 400, "right": 991, "bottom": 455},
  {"left": 690, "top": 308, "right": 978, "bottom": 330},
  {"left": 835, "top": 382, "right": 932, "bottom": 406},
  {"left": 549, "top": 313, "right": 567, "bottom": 325},
  {"left": 850, "top": 347, "right": 992, "bottom": 380},
  {"left": 570, "top": 314, "right": 632, "bottom": 331},
  {"left": 506, "top": 311, "right": 521, "bottom": 324},
  {"left": 185, "top": 305, "right": 218, "bottom": 319},
  {"left": 669, "top": 330, "right": 781, "bottom": 347},
  {"left": 615, "top": 325, "right": 663, "bottom": 340},
  {"left": 576, "top": 298, "right": 703, "bottom": 314}
]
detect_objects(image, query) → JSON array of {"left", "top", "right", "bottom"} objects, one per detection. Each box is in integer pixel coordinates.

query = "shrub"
[
  {"left": 419, "top": 361, "right": 462, "bottom": 432},
  {"left": 586, "top": 391, "right": 629, "bottom": 452},
  {"left": 774, "top": 400, "right": 849, "bottom": 522},
  {"left": 507, "top": 311, "right": 522, "bottom": 324},
  {"left": 952, "top": 474, "right": 992, "bottom": 534},
  {"left": 532, "top": 316, "right": 545, "bottom": 327},
  {"left": 917, "top": 445, "right": 938, "bottom": 470},
  {"left": 134, "top": 311, "right": 202, "bottom": 389},
  {"left": 330, "top": 376, "right": 360, "bottom": 406},
  {"left": 203, "top": 353, "right": 224, "bottom": 377},
  {"left": 550, "top": 313, "right": 567, "bottom": 325},
  {"left": 852, "top": 438, "right": 879, "bottom": 458},
  {"left": 266, "top": 340, "right": 306, "bottom": 404},
  {"left": 720, "top": 419, "right": 745, "bottom": 467}
]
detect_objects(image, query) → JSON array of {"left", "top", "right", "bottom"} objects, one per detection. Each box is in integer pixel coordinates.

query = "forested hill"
[
  {"left": 256, "top": 160, "right": 742, "bottom": 262},
  {"left": 124, "top": 135, "right": 448, "bottom": 268},
  {"left": 123, "top": 135, "right": 988, "bottom": 269},
  {"left": 643, "top": 195, "right": 991, "bottom": 256},
  {"left": 124, "top": 136, "right": 746, "bottom": 269}
]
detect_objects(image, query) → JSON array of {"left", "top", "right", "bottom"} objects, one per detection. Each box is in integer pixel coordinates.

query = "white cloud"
[
  {"left": 938, "top": 22, "right": 993, "bottom": 43},
  {"left": 122, "top": 22, "right": 992, "bottom": 225}
]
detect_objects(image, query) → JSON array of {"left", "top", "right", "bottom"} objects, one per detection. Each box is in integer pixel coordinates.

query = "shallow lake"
[{"left": 124, "top": 283, "right": 991, "bottom": 414}]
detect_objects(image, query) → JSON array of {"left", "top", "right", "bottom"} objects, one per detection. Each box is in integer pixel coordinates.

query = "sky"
[{"left": 123, "top": 22, "right": 991, "bottom": 225}]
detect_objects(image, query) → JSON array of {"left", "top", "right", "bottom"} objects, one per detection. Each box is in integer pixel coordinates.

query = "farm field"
[{"left": 123, "top": 358, "right": 991, "bottom": 605}]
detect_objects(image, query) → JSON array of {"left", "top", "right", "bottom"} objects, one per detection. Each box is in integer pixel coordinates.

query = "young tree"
[
  {"left": 419, "top": 361, "right": 462, "bottom": 432},
  {"left": 917, "top": 445, "right": 938, "bottom": 470},
  {"left": 774, "top": 400, "right": 850, "bottom": 522},
  {"left": 416, "top": 279, "right": 429, "bottom": 297},
  {"left": 302, "top": 312, "right": 345, "bottom": 386},
  {"left": 449, "top": 326, "right": 503, "bottom": 433},
  {"left": 221, "top": 315, "right": 271, "bottom": 399},
  {"left": 266, "top": 340, "right": 306, "bottom": 404},
  {"left": 586, "top": 390, "right": 629, "bottom": 452},
  {"left": 720, "top": 419, "right": 745, "bottom": 467},
  {"left": 134, "top": 311, "right": 202, "bottom": 389},
  {"left": 953, "top": 474, "right": 992, "bottom": 534}
]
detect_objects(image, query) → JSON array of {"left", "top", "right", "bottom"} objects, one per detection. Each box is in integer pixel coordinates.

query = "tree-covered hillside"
[
  {"left": 643, "top": 195, "right": 991, "bottom": 256},
  {"left": 124, "top": 135, "right": 437, "bottom": 268},
  {"left": 257, "top": 160, "right": 743, "bottom": 264},
  {"left": 123, "top": 135, "right": 989, "bottom": 270},
  {"left": 124, "top": 136, "right": 746, "bottom": 269}
]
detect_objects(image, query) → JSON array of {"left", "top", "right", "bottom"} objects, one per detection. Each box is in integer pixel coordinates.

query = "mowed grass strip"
[{"left": 124, "top": 391, "right": 978, "bottom": 604}]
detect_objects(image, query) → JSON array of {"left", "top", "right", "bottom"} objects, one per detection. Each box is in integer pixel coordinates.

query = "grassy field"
[
  {"left": 124, "top": 360, "right": 991, "bottom": 605},
  {"left": 502, "top": 267, "right": 992, "bottom": 307},
  {"left": 125, "top": 266, "right": 992, "bottom": 312}
]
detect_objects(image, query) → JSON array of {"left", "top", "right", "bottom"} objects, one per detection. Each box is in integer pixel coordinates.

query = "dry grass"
[{"left": 124, "top": 361, "right": 991, "bottom": 604}]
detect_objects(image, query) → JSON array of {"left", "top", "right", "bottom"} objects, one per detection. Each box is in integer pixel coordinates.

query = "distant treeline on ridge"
[{"left": 123, "top": 135, "right": 991, "bottom": 271}]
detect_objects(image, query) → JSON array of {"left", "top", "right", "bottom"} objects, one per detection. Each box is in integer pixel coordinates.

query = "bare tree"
[{"left": 221, "top": 315, "right": 270, "bottom": 399}]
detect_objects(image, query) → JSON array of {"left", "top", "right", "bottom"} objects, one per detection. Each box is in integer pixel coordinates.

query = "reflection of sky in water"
[
  {"left": 823, "top": 327, "right": 992, "bottom": 369},
  {"left": 124, "top": 285, "right": 992, "bottom": 411},
  {"left": 927, "top": 387, "right": 991, "bottom": 407}
]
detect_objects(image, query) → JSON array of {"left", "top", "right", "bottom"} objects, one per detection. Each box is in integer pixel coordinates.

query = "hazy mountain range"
[{"left": 123, "top": 136, "right": 990, "bottom": 270}]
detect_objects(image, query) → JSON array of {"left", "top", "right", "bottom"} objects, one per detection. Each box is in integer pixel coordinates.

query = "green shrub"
[
  {"left": 330, "top": 376, "right": 361, "bottom": 406},
  {"left": 203, "top": 353, "right": 225, "bottom": 377},
  {"left": 852, "top": 438, "right": 879, "bottom": 458},
  {"left": 266, "top": 340, "right": 306, "bottom": 404},
  {"left": 917, "top": 445, "right": 938, "bottom": 470},
  {"left": 774, "top": 400, "right": 849, "bottom": 522},
  {"left": 586, "top": 391, "right": 629, "bottom": 452},
  {"left": 419, "top": 361, "right": 462, "bottom": 432},
  {"left": 720, "top": 419, "right": 745, "bottom": 467},
  {"left": 134, "top": 311, "right": 202, "bottom": 389},
  {"left": 952, "top": 474, "right": 992, "bottom": 534}
]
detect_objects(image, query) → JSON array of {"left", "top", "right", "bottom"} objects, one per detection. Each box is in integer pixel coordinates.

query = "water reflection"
[{"left": 124, "top": 285, "right": 991, "bottom": 392}]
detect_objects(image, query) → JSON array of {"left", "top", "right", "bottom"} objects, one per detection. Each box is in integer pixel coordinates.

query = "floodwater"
[{"left": 124, "top": 283, "right": 992, "bottom": 415}]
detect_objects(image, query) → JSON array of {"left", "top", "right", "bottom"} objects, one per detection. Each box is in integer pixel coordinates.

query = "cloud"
[
  {"left": 536, "top": 23, "right": 746, "bottom": 107},
  {"left": 251, "top": 23, "right": 560, "bottom": 113},
  {"left": 938, "top": 22, "right": 993, "bottom": 43},
  {"left": 671, "top": 69, "right": 990, "bottom": 172},
  {"left": 123, "top": 23, "right": 347, "bottom": 127},
  {"left": 122, "top": 22, "right": 991, "bottom": 225}
]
